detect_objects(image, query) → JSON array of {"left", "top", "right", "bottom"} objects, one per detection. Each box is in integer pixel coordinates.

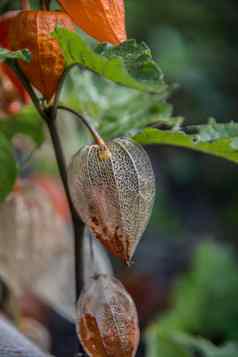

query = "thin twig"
[
  {"left": 57, "top": 105, "right": 105, "bottom": 146},
  {"left": 7, "top": 61, "right": 46, "bottom": 119}
]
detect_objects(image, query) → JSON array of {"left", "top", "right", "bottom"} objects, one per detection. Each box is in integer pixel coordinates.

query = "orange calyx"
[
  {"left": 58, "top": 0, "right": 127, "bottom": 44},
  {"left": 9, "top": 11, "right": 75, "bottom": 101}
]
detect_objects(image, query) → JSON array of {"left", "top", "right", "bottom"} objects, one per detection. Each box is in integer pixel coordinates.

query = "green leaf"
[
  {"left": 97, "top": 89, "right": 181, "bottom": 139},
  {"left": 53, "top": 28, "right": 168, "bottom": 95},
  {"left": 0, "top": 106, "right": 44, "bottom": 145},
  {"left": 192, "top": 118, "right": 238, "bottom": 144},
  {"left": 0, "top": 133, "right": 17, "bottom": 201},
  {"left": 61, "top": 70, "right": 177, "bottom": 141},
  {"left": 133, "top": 122, "right": 238, "bottom": 164},
  {"left": 0, "top": 47, "right": 31, "bottom": 62}
]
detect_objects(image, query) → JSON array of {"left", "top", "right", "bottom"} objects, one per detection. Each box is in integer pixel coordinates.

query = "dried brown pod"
[
  {"left": 0, "top": 181, "right": 68, "bottom": 295},
  {"left": 68, "top": 138, "right": 156, "bottom": 264},
  {"left": 76, "top": 274, "right": 140, "bottom": 357}
]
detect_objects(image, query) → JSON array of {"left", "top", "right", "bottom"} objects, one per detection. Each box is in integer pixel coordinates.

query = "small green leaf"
[
  {"left": 53, "top": 28, "right": 168, "bottom": 94},
  {"left": 0, "top": 47, "right": 31, "bottom": 62},
  {"left": 0, "top": 133, "right": 17, "bottom": 201},
  {"left": 133, "top": 125, "right": 238, "bottom": 164},
  {"left": 0, "top": 106, "right": 44, "bottom": 145}
]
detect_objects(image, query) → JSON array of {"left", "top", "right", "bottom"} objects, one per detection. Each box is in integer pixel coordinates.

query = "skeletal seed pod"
[
  {"left": 68, "top": 138, "right": 156, "bottom": 264},
  {"left": 76, "top": 274, "right": 140, "bottom": 357}
]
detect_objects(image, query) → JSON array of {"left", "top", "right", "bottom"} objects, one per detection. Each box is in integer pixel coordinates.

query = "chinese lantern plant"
[
  {"left": 6, "top": 0, "right": 127, "bottom": 102},
  {"left": 1, "top": 0, "right": 238, "bottom": 356}
]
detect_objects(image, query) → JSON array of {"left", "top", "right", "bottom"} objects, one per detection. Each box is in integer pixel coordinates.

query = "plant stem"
[
  {"left": 40, "top": 115, "right": 85, "bottom": 355},
  {"left": 58, "top": 105, "right": 106, "bottom": 146},
  {"left": 7, "top": 61, "right": 45, "bottom": 118},
  {"left": 20, "top": 0, "right": 30, "bottom": 10},
  {"left": 45, "top": 108, "right": 84, "bottom": 302}
]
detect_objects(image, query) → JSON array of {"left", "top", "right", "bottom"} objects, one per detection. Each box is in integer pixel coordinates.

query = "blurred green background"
[{"left": 124, "top": 1, "right": 238, "bottom": 356}]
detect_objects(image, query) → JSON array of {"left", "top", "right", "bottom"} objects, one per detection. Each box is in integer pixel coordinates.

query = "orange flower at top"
[{"left": 58, "top": 0, "right": 127, "bottom": 44}]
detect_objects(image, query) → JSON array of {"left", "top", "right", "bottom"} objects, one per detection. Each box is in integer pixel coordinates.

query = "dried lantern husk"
[
  {"left": 76, "top": 274, "right": 140, "bottom": 357},
  {"left": 0, "top": 181, "right": 68, "bottom": 295},
  {"left": 68, "top": 138, "right": 156, "bottom": 264}
]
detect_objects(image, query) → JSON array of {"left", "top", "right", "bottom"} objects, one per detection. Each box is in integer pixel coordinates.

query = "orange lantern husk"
[
  {"left": 9, "top": 11, "right": 75, "bottom": 101},
  {"left": 58, "top": 0, "right": 127, "bottom": 44},
  {"left": 0, "top": 11, "right": 30, "bottom": 105}
]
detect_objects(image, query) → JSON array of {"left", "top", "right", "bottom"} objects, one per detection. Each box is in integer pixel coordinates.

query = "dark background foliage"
[{"left": 126, "top": 1, "right": 238, "bottom": 355}]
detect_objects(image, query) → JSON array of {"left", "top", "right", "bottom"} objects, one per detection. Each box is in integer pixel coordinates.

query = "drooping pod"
[
  {"left": 68, "top": 138, "right": 156, "bottom": 264},
  {"left": 76, "top": 274, "right": 140, "bottom": 357}
]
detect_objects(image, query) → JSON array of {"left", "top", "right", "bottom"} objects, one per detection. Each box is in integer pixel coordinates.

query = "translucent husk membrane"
[
  {"left": 68, "top": 138, "right": 156, "bottom": 263},
  {"left": 76, "top": 274, "right": 140, "bottom": 357},
  {"left": 0, "top": 182, "right": 68, "bottom": 296}
]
